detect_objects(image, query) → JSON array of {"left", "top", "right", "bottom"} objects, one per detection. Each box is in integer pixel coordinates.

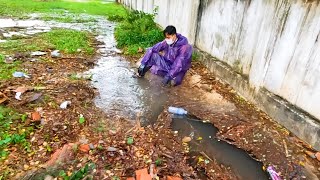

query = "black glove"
[
  {"left": 138, "top": 64, "right": 145, "bottom": 77},
  {"left": 162, "top": 75, "right": 171, "bottom": 86}
]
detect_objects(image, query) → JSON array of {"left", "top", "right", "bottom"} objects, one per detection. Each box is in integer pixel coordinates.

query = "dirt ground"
[
  {"left": 167, "top": 61, "right": 320, "bottom": 179},
  {"left": 1, "top": 44, "right": 320, "bottom": 180}
]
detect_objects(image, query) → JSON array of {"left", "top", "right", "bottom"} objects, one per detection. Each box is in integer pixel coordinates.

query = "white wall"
[
  {"left": 121, "top": 0, "right": 320, "bottom": 120},
  {"left": 196, "top": 0, "right": 320, "bottom": 120}
]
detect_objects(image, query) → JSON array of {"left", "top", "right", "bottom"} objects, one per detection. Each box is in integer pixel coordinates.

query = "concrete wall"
[
  {"left": 196, "top": 0, "right": 320, "bottom": 121},
  {"left": 120, "top": 0, "right": 320, "bottom": 150}
]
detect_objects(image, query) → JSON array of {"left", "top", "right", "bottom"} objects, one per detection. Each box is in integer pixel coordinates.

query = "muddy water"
[
  {"left": 172, "top": 116, "right": 269, "bottom": 180},
  {"left": 0, "top": 14, "right": 267, "bottom": 179},
  {"left": 90, "top": 56, "right": 169, "bottom": 122}
]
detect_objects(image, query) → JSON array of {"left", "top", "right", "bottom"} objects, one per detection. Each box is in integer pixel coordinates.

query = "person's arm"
[
  {"left": 167, "top": 45, "right": 192, "bottom": 79},
  {"left": 141, "top": 41, "right": 166, "bottom": 65}
]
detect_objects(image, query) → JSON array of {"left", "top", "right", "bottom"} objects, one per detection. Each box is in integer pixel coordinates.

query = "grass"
[
  {"left": 114, "top": 10, "right": 163, "bottom": 55},
  {"left": 0, "top": 54, "right": 22, "bottom": 80},
  {"left": 0, "top": 106, "right": 33, "bottom": 161},
  {"left": 41, "top": 13, "right": 98, "bottom": 23},
  {"left": 0, "top": 29, "right": 95, "bottom": 55},
  {"left": 42, "top": 29, "right": 95, "bottom": 54},
  {"left": 0, "top": 0, "right": 126, "bottom": 20}
]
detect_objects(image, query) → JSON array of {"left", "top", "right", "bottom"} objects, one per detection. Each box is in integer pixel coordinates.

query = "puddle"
[
  {"left": 172, "top": 116, "right": 269, "bottom": 180},
  {"left": 90, "top": 56, "right": 169, "bottom": 122}
]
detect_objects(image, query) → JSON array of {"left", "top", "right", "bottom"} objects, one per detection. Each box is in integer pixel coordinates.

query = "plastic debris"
[
  {"left": 51, "top": 50, "right": 61, "bottom": 58},
  {"left": 60, "top": 101, "right": 71, "bottom": 109},
  {"left": 168, "top": 106, "right": 188, "bottom": 115},
  {"left": 13, "top": 71, "right": 30, "bottom": 78},
  {"left": 31, "top": 51, "right": 47, "bottom": 56},
  {"left": 107, "top": 147, "right": 118, "bottom": 152},
  {"left": 114, "top": 49, "right": 122, "bottom": 54},
  {"left": 89, "top": 143, "right": 95, "bottom": 150},
  {"left": 15, "top": 92, "right": 22, "bottom": 100},
  {"left": 267, "top": 166, "right": 282, "bottom": 180}
]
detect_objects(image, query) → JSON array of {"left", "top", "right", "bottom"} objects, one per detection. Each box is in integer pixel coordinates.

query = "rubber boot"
[{"left": 138, "top": 65, "right": 151, "bottom": 77}]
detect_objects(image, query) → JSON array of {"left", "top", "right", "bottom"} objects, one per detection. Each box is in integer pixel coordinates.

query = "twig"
[
  {"left": 161, "top": 153, "right": 173, "bottom": 159},
  {"left": 283, "top": 140, "right": 290, "bottom": 157},
  {"left": 200, "top": 151, "right": 213, "bottom": 162}
]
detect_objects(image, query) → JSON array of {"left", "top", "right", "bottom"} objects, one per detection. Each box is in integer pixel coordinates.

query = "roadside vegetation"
[
  {"left": 114, "top": 10, "right": 163, "bottom": 55},
  {"left": 0, "top": 0, "right": 126, "bottom": 20},
  {"left": 0, "top": 29, "right": 95, "bottom": 55}
]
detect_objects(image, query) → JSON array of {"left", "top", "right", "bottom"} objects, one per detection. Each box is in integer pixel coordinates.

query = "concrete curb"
[{"left": 196, "top": 49, "right": 320, "bottom": 151}]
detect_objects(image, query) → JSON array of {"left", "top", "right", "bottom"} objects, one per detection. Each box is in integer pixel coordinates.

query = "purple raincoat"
[{"left": 141, "top": 33, "right": 192, "bottom": 85}]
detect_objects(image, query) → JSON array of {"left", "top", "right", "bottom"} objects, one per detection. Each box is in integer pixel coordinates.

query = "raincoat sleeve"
[
  {"left": 168, "top": 45, "right": 192, "bottom": 78},
  {"left": 141, "top": 41, "right": 166, "bottom": 65}
]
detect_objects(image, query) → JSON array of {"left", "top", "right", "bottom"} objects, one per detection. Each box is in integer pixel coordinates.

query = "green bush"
[{"left": 114, "top": 10, "right": 163, "bottom": 55}]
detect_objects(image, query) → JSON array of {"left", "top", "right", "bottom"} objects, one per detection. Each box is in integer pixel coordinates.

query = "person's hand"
[
  {"left": 162, "top": 75, "right": 171, "bottom": 86},
  {"left": 138, "top": 64, "right": 145, "bottom": 76}
]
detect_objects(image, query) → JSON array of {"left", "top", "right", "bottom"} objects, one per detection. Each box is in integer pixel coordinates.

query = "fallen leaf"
[
  {"left": 167, "top": 176, "right": 183, "bottom": 180},
  {"left": 79, "top": 144, "right": 90, "bottom": 153},
  {"left": 0, "top": 92, "right": 8, "bottom": 104},
  {"left": 315, "top": 152, "right": 320, "bottom": 161},
  {"left": 31, "top": 112, "right": 41, "bottom": 121},
  {"left": 15, "top": 86, "right": 29, "bottom": 93},
  {"left": 28, "top": 93, "right": 42, "bottom": 102},
  {"left": 138, "top": 47, "right": 143, "bottom": 53},
  {"left": 182, "top": 136, "right": 191, "bottom": 143},
  {"left": 305, "top": 151, "right": 316, "bottom": 159}
]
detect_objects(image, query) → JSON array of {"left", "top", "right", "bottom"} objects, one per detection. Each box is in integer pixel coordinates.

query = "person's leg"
[
  {"left": 172, "top": 70, "right": 187, "bottom": 86},
  {"left": 140, "top": 53, "right": 171, "bottom": 77}
]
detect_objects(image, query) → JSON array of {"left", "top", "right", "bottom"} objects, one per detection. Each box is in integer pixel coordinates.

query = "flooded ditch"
[{"left": 0, "top": 14, "right": 271, "bottom": 179}]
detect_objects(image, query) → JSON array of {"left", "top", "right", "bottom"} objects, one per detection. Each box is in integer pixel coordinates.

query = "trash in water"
[
  {"left": 31, "top": 51, "right": 47, "bottom": 56},
  {"left": 51, "top": 50, "right": 61, "bottom": 58},
  {"left": 267, "top": 166, "right": 282, "bottom": 180},
  {"left": 13, "top": 71, "right": 30, "bottom": 78},
  {"left": 182, "top": 136, "right": 191, "bottom": 143},
  {"left": 60, "top": 101, "right": 71, "bottom": 109},
  {"left": 15, "top": 92, "right": 22, "bottom": 100},
  {"left": 168, "top": 106, "right": 188, "bottom": 115}
]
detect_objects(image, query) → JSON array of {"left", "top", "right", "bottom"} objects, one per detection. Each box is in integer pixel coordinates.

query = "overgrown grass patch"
[
  {"left": 0, "top": 54, "right": 22, "bottom": 80},
  {"left": 0, "top": 0, "right": 126, "bottom": 20},
  {"left": 114, "top": 10, "right": 163, "bottom": 55},
  {"left": 0, "top": 29, "right": 94, "bottom": 55},
  {"left": 42, "top": 29, "right": 95, "bottom": 54},
  {"left": 41, "top": 13, "right": 98, "bottom": 23}
]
